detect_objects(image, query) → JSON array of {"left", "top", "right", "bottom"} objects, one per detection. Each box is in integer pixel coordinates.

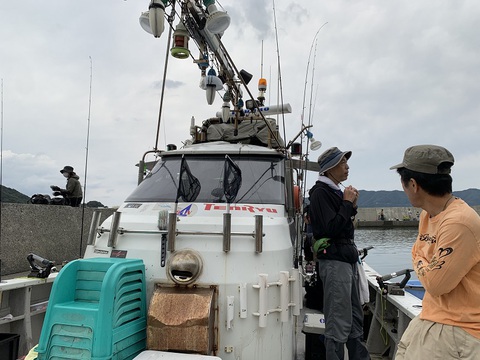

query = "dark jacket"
[
  {"left": 62, "top": 175, "right": 83, "bottom": 199},
  {"left": 308, "top": 181, "right": 359, "bottom": 263}
]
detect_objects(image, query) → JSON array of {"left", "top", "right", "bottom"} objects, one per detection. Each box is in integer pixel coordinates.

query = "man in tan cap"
[{"left": 391, "top": 145, "right": 480, "bottom": 359}]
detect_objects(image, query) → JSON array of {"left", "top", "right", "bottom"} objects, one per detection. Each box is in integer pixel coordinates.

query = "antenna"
[
  {"left": 257, "top": 40, "right": 267, "bottom": 105},
  {"left": 260, "top": 40, "right": 264, "bottom": 78}
]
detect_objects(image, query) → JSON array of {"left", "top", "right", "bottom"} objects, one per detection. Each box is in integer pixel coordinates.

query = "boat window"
[{"left": 126, "top": 155, "right": 285, "bottom": 204}]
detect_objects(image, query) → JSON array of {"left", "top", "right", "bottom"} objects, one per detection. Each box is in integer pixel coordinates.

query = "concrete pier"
[{"left": 0, "top": 203, "right": 114, "bottom": 276}]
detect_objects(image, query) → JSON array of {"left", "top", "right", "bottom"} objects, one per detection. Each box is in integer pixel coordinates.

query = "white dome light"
[{"left": 205, "top": 4, "right": 230, "bottom": 34}]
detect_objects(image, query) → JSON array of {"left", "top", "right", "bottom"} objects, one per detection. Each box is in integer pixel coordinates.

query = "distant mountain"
[
  {"left": 452, "top": 188, "right": 480, "bottom": 207},
  {"left": 2, "top": 185, "right": 479, "bottom": 208},
  {"left": 0, "top": 185, "right": 31, "bottom": 203},
  {"left": 358, "top": 188, "right": 480, "bottom": 208}
]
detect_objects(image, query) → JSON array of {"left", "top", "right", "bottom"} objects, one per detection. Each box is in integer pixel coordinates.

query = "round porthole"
[{"left": 166, "top": 249, "right": 203, "bottom": 285}]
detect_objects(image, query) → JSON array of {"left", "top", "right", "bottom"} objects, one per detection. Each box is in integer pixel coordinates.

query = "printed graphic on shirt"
[
  {"left": 418, "top": 233, "right": 436, "bottom": 244},
  {"left": 416, "top": 245, "right": 453, "bottom": 277}
]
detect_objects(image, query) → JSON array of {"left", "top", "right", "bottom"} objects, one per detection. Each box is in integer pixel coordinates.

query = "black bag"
[
  {"left": 304, "top": 262, "right": 324, "bottom": 311},
  {"left": 50, "top": 197, "right": 67, "bottom": 205},
  {"left": 30, "top": 194, "right": 50, "bottom": 205}
]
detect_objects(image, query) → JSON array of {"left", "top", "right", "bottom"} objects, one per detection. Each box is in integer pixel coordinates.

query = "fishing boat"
[{"left": 0, "top": 1, "right": 425, "bottom": 359}]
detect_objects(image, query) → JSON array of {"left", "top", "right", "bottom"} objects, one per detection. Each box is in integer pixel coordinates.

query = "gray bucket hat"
[
  {"left": 317, "top": 147, "right": 352, "bottom": 174},
  {"left": 390, "top": 145, "right": 454, "bottom": 174},
  {"left": 60, "top": 165, "right": 74, "bottom": 174}
]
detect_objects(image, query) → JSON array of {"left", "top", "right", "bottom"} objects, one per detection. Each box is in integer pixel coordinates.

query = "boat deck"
[
  {"left": 296, "top": 306, "right": 388, "bottom": 360},
  {"left": 2, "top": 264, "right": 418, "bottom": 360},
  {"left": 296, "top": 263, "right": 422, "bottom": 360}
]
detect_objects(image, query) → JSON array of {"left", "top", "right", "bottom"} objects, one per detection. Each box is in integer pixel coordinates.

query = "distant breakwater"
[
  {"left": 357, "top": 207, "right": 421, "bottom": 222},
  {"left": 356, "top": 205, "right": 480, "bottom": 228}
]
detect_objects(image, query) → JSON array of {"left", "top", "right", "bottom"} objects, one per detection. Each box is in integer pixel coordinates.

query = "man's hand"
[{"left": 344, "top": 185, "right": 359, "bottom": 205}]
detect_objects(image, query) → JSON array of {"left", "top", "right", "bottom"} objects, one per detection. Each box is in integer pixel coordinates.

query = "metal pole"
[
  {"left": 167, "top": 212, "right": 177, "bottom": 252},
  {"left": 255, "top": 215, "right": 263, "bottom": 253},
  {"left": 223, "top": 213, "right": 231, "bottom": 252},
  {"left": 87, "top": 210, "right": 102, "bottom": 245},
  {"left": 107, "top": 212, "right": 121, "bottom": 248}
]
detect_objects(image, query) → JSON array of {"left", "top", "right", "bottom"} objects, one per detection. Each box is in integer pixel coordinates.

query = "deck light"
[
  {"left": 291, "top": 143, "right": 302, "bottom": 156},
  {"left": 205, "top": 68, "right": 223, "bottom": 105},
  {"left": 139, "top": 0, "right": 167, "bottom": 38},
  {"left": 306, "top": 130, "right": 322, "bottom": 151},
  {"left": 139, "top": 12, "right": 152, "bottom": 34},
  {"left": 258, "top": 77, "right": 267, "bottom": 104},
  {"left": 203, "top": 0, "right": 231, "bottom": 34},
  {"left": 171, "top": 21, "right": 190, "bottom": 59},
  {"left": 222, "top": 92, "right": 232, "bottom": 122}
]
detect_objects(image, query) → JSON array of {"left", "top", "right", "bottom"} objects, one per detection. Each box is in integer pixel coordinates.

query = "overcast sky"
[{"left": 1, "top": 1, "right": 479, "bottom": 207}]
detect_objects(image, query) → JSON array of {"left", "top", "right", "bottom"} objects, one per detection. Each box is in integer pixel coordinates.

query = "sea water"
[{"left": 355, "top": 228, "right": 418, "bottom": 280}]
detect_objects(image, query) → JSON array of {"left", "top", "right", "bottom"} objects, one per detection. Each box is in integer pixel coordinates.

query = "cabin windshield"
[{"left": 126, "top": 155, "right": 285, "bottom": 204}]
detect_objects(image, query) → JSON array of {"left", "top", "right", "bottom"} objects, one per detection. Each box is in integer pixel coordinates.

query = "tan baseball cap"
[{"left": 390, "top": 145, "right": 454, "bottom": 174}]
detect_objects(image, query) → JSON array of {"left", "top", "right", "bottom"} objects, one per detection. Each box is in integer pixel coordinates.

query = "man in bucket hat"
[
  {"left": 51, "top": 166, "right": 83, "bottom": 207},
  {"left": 391, "top": 145, "right": 480, "bottom": 359},
  {"left": 308, "top": 147, "right": 370, "bottom": 360}
]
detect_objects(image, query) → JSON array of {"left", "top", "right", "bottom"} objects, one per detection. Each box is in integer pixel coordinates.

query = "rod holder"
[
  {"left": 167, "top": 212, "right": 177, "bottom": 252},
  {"left": 280, "top": 271, "right": 290, "bottom": 322},
  {"left": 87, "top": 210, "right": 102, "bottom": 245},
  {"left": 223, "top": 213, "right": 232, "bottom": 252},
  {"left": 258, "top": 274, "right": 268, "bottom": 328},
  {"left": 255, "top": 215, "right": 263, "bottom": 253},
  {"left": 292, "top": 268, "right": 301, "bottom": 316},
  {"left": 107, "top": 211, "right": 122, "bottom": 248},
  {"left": 158, "top": 209, "right": 169, "bottom": 230}
]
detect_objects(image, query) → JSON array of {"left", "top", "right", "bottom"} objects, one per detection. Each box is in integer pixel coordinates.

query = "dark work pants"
[
  {"left": 318, "top": 259, "right": 370, "bottom": 360},
  {"left": 69, "top": 197, "right": 83, "bottom": 207}
]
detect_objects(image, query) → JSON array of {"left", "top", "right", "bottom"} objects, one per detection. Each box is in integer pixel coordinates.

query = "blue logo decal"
[{"left": 178, "top": 204, "right": 192, "bottom": 217}]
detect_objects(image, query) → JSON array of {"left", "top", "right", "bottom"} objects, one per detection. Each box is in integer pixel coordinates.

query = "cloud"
[{"left": 2, "top": 151, "right": 58, "bottom": 197}]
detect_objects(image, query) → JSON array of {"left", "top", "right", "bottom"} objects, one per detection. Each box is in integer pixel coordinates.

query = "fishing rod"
[
  {"left": 299, "top": 23, "right": 328, "bottom": 196},
  {"left": 306, "top": 39, "right": 319, "bottom": 132},
  {"left": 301, "top": 38, "right": 320, "bottom": 196},
  {"left": 79, "top": 56, "right": 93, "bottom": 258},
  {"left": 272, "top": 0, "right": 288, "bottom": 146},
  {"left": 300, "top": 22, "right": 328, "bottom": 130},
  {"left": 293, "top": 24, "right": 327, "bottom": 269}
]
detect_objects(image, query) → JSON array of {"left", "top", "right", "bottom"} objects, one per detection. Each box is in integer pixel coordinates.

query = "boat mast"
[{"left": 154, "top": 3, "right": 176, "bottom": 152}]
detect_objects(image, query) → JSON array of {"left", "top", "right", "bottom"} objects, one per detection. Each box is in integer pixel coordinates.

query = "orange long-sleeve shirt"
[{"left": 413, "top": 198, "right": 480, "bottom": 339}]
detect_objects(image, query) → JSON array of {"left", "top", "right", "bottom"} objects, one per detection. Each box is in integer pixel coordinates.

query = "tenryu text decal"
[{"left": 204, "top": 204, "right": 278, "bottom": 213}]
